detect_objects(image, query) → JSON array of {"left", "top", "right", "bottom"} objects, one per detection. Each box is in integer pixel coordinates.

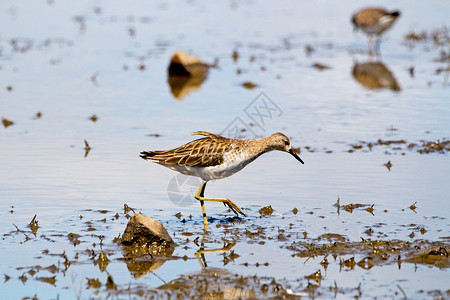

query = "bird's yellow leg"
[
  {"left": 195, "top": 182, "right": 209, "bottom": 229},
  {"left": 194, "top": 182, "right": 246, "bottom": 220}
]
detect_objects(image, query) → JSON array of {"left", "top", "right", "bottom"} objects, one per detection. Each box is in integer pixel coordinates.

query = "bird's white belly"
[
  {"left": 203, "top": 151, "right": 255, "bottom": 181},
  {"left": 159, "top": 150, "right": 257, "bottom": 182},
  {"left": 362, "top": 17, "right": 395, "bottom": 35}
]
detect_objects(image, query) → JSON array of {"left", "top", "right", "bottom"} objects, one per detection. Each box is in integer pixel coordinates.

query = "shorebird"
[
  {"left": 351, "top": 7, "right": 401, "bottom": 52},
  {"left": 140, "top": 131, "right": 304, "bottom": 228}
]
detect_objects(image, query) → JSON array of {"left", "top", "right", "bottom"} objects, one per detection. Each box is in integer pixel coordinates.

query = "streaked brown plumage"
[
  {"left": 141, "top": 132, "right": 230, "bottom": 168},
  {"left": 352, "top": 7, "right": 401, "bottom": 51}
]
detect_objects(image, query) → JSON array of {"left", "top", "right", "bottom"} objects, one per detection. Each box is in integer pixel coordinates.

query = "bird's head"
[{"left": 268, "top": 133, "right": 304, "bottom": 164}]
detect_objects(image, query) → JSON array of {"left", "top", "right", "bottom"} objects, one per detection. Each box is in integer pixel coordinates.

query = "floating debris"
[
  {"left": 36, "top": 276, "right": 56, "bottom": 286},
  {"left": 232, "top": 50, "right": 239, "bottom": 62},
  {"left": 312, "top": 62, "right": 330, "bottom": 71},
  {"left": 89, "top": 114, "right": 98, "bottom": 122},
  {"left": 334, "top": 198, "right": 374, "bottom": 215},
  {"left": 84, "top": 140, "right": 91, "bottom": 158},
  {"left": 384, "top": 160, "right": 392, "bottom": 171},
  {"left": 305, "top": 45, "right": 315, "bottom": 57},
  {"left": 242, "top": 81, "right": 258, "bottom": 89},
  {"left": 304, "top": 270, "right": 322, "bottom": 284},
  {"left": 2, "top": 118, "right": 14, "bottom": 128},
  {"left": 90, "top": 71, "right": 99, "bottom": 86},
  {"left": 404, "top": 27, "right": 450, "bottom": 49},
  {"left": 87, "top": 278, "right": 101, "bottom": 289},
  {"left": 28, "top": 215, "right": 39, "bottom": 235},
  {"left": 347, "top": 138, "right": 450, "bottom": 154},
  {"left": 147, "top": 133, "right": 161, "bottom": 137},
  {"left": 409, "top": 66, "right": 415, "bottom": 78},
  {"left": 67, "top": 232, "right": 81, "bottom": 246},
  {"left": 365, "top": 205, "right": 375, "bottom": 215},
  {"left": 259, "top": 205, "right": 274, "bottom": 216},
  {"left": 417, "top": 139, "right": 450, "bottom": 154}
]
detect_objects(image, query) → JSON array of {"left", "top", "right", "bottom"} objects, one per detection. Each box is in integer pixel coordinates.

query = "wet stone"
[
  {"left": 122, "top": 213, "right": 173, "bottom": 246},
  {"left": 168, "top": 49, "right": 209, "bottom": 77},
  {"left": 259, "top": 205, "right": 274, "bottom": 216}
]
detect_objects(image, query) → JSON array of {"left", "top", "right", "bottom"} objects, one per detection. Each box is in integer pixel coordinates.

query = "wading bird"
[
  {"left": 140, "top": 131, "right": 304, "bottom": 228},
  {"left": 352, "top": 7, "right": 401, "bottom": 53}
]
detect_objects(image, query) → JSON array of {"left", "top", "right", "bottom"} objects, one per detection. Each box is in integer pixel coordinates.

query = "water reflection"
[
  {"left": 195, "top": 241, "right": 236, "bottom": 268},
  {"left": 158, "top": 268, "right": 258, "bottom": 298},
  {"left": 352, "top": 59, "right": 400, "bottom": 92},
  {"left": 122, "top": 243, "right": 175, "bottom": 278},
  {"left": 168, "top": 75, "right": 208, "bottom": 100}
]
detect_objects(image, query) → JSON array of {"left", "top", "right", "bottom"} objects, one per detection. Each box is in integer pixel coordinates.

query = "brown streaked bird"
[
  {"left": 140, "top": 131, "right": 304, "bottom": 228},
  {"left": 351, "top": 7, "right": 401, "bottom": 51}
]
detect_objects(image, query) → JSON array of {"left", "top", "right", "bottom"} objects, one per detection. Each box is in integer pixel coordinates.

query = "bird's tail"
[
  {"left": 391, "top": 11, "right": 400, "bottom": 17},
  {"left": 140, "top": 151, "right": 159, "bottom": 161}
]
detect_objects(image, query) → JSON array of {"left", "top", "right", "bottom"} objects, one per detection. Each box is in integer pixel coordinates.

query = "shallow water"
[{"left": 1, "top": 0, "right": 449, "bottom": 299}]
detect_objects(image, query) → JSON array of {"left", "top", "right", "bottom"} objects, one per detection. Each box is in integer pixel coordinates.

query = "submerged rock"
[
  {"left": 122, "top": 213, "right": 173, "bottom": 246},
  {"left": 168, "top": 49, "right": 209, "bottom": 77},
  {"left": 121, "top": 213, "right": 175, "bottom": 278}
]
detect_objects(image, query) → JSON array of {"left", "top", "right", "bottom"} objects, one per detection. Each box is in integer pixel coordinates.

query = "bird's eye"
[{"left": 284, "top": 140, "right": 289, "bottom": 145}]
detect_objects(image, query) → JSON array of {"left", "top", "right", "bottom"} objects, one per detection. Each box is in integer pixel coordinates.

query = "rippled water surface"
[{"left": 1, "top": 1, "right": 449, "bottom": 299}]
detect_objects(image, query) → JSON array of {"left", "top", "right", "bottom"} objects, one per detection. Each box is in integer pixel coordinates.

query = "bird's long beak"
[{"left": 289, "top": 148, "right": 304, "bottom": 164}]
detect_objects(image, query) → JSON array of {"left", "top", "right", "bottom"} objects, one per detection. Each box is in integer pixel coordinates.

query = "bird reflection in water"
[
  {"left": 194, "top": 237, "right": 236, "bottom": 268},
  {"left": 352, "top": 59, "right": 401, "bottom": 92}
]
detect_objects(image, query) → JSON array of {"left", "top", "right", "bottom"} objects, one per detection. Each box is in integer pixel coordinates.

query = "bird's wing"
[
  {"left": 191, "top": 131, "right": 224, "bottom": 141},
  {"left": 353, "top": 8, "right": 389, "bottom": 27},
  {"left": 140, "top": 136, "right": 231, "bottom": 167}
]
